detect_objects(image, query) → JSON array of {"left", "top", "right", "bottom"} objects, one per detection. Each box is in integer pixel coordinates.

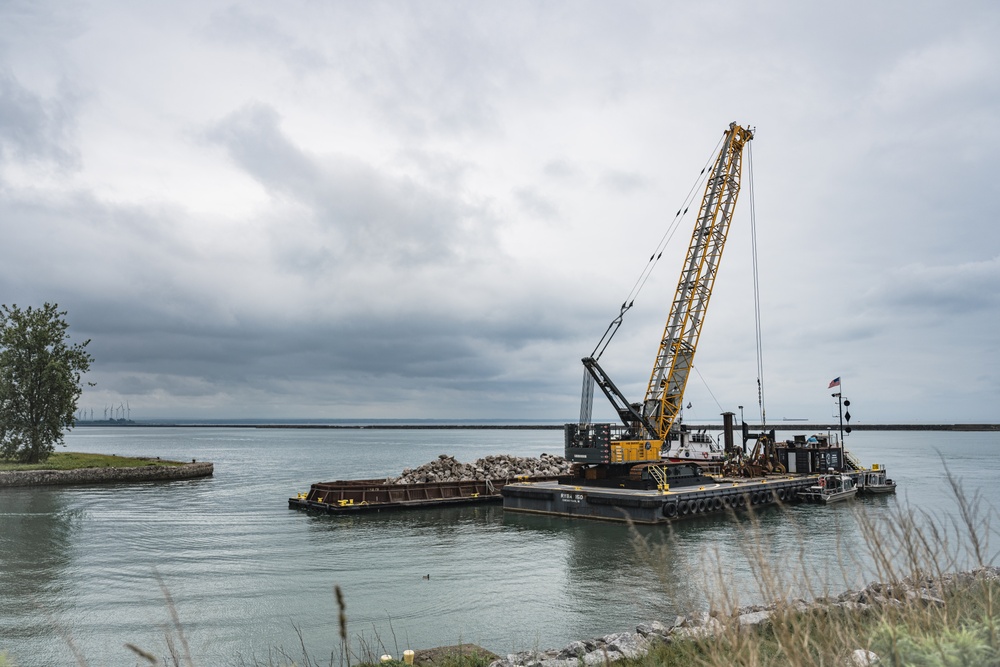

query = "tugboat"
[
  {"left": 857, "top": 465, "right": 897, "bottom": 495},
  {"left": 662, "top": 428, "right": 725, "bottom": 464},
  {"left": 799, "top": 473, "right": 858, "bottom": 504}
]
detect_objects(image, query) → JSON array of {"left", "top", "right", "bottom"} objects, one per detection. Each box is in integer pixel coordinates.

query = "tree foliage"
[{"left": 0, "top": 303, "right": 93, "bottom": 463}]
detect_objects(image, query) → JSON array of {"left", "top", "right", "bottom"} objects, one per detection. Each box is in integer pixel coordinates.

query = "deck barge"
[{"left": 501, "top": 474, "right": 824, "bottom": 524}]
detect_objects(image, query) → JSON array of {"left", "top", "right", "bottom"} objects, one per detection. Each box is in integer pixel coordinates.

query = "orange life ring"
[{"left": 818, "top": 478, "right": 826, "bottom": 488}]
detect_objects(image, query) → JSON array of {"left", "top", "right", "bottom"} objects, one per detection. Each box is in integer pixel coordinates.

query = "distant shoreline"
[{"left": 74, "top": 422, "right": 1000, "bottom": 431}]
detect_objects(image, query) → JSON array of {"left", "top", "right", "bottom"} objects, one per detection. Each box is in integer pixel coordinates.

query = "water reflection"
[
  {"left": 0, "top": 488, "right": 81, "bottom": 638},
  {"left": 500, "top": 501, "right": 886, "bottom": 617}
]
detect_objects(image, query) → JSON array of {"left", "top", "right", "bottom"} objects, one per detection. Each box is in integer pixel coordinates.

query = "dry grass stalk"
[{"left": 629, "top": 477, "right": 1000, "bottom": 667}]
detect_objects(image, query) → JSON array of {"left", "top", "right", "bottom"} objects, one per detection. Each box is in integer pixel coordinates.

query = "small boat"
[
  {"left": 799, "top": 473, "right": 858, "bottom": 504},
  {"left": 663, "top": 429, "right": 725, "bottom": 464},
  {"left": 857, "top": 467, "right": 896, "bottom": 495}
]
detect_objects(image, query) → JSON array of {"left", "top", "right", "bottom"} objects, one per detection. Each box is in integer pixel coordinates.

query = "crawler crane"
[{"left": 566, "top": 122, "right": 754, "bottom": 485}]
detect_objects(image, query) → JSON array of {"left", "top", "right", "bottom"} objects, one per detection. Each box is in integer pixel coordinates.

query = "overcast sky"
[{"left": 1, "top": 0, "right": 997, "bottom": 423}]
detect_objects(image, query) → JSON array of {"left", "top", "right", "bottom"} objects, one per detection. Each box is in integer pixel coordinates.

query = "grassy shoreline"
[{"left": 0, "top": 451, "right": 186, "bottom": 471}]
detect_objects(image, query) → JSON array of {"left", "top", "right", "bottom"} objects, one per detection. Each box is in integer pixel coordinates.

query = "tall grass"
[{"left": 628, "top": 471, "right": 1000, "bottom": 667}]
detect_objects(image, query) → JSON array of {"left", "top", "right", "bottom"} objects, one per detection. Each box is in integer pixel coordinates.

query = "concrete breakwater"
[
  {"left": 489, "top": 566, "right": 1000, "bottom": 667},
  {"left": 0, "top": 461, "right": 214, "bottom": 487}
]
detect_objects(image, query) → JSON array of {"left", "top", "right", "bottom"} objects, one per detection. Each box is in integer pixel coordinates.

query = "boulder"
[
  {"left": 846, "top": 649, "right": 880, "bottom": 666},
  {"left": 736, "top": 610, "right": 773, "bottom": 630},
  {"left": 391, "top": 453, "right": 573, "bottom": 485}
]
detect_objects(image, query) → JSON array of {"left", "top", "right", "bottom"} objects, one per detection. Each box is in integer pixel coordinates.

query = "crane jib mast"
[{"left": 566, "top": 122, "right": 754, "bottom": 468}]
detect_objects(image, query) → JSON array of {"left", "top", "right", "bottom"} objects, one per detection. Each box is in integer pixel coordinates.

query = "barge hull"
[
  {"left": 289, "top": 476, "right": 566, "bottom": 514},
  {"left": 501, "top": 476, "right": 823, "bottom": 524}
]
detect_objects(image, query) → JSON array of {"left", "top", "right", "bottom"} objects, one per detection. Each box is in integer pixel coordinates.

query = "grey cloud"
[
  {"left": 869, "top": 256, "right": 1000, "bottom": 316},
  {"left": 515, "top": 187, "right": 559, "bottom": 221},
  {"left": 543, "top": 160, "right": 581, "bottom": 181},
  {"left": 205, "top": 5, "right": 328, "bottom": 73},
  {"left": 601, "top": 169, "right": 646, "bottom": 194},
  {"left": 2, "top": 0, "right": 999, "bottom": 421},
  {"left": 323, "top": 4, "right": 531, "bottom": 138},
  {"left": 0, "top": 69, "right": 79, "bottom": 168},
  {"left": 205, "top": 103, "right": 493, "bottom": 272}
]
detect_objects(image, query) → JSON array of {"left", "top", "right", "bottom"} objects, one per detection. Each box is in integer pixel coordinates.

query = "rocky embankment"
[
  {"left": 0, "top": 461, "right": 214, "bottom": 487},
  {"left": 488, "top": 566, "right": 1000, "bottom": 667},
  {"left": 390, "top": 453, "right": 571, "bottom": 484}
]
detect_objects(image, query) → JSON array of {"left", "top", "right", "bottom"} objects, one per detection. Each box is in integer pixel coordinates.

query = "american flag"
[{"left": 828, "top": 377, "right": 841, "bottom": 389}]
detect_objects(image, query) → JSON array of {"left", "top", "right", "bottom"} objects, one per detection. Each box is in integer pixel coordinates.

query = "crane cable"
[
  {"left": 691, "top": 363, "right": 725, "bottom": 414},
  {"left": 748, "top": 140, "right": 767, "bottom": 427},
  {"left": 590, "top": 132, "right": 727, "bottom": 360}
]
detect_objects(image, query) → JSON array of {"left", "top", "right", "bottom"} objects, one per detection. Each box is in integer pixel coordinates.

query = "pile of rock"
[
  {"left": 391, "top": 453, "right": 571, "bottom": 485},
  {"left": 487, "top": 566, "right": 1000, "bottom": 667}
]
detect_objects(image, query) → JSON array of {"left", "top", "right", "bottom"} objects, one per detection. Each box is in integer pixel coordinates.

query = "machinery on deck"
[{"left": 566, "top": 123, "right": 754, "bottom": 482}]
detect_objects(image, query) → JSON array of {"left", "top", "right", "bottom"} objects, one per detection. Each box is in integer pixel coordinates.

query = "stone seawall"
[{"left": 0, "top": 461, "right": 214, "bottom": 487}]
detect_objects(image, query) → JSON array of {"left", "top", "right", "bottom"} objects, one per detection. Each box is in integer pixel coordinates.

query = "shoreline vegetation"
[
  {"left": 0, "top": 451, "right": 186, "bottom": 471},
  {"left": 0, "top": 452, "right": 213, "bottom": 486}
]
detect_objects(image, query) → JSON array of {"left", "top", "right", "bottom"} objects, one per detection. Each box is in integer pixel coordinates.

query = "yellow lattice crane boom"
[
  {"left": 643, "top": 122, "right": 753, "bottom": 440},
  {"left": 567, "top": 122, "right": 753, "bottom": 467}
]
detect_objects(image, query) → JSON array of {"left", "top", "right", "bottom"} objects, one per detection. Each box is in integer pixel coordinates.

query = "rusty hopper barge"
[{"left": 289, "top": 475, "right": 567, "bottom": 514}]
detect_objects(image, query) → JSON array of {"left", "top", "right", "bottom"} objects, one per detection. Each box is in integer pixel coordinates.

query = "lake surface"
[{"left": 1, "top": 427, "right": 997, "bottom": 666}]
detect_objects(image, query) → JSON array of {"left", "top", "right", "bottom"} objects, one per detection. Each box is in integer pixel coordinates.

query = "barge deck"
[{"left": 501, "top": 474, "right": 825, "bottom": 524}]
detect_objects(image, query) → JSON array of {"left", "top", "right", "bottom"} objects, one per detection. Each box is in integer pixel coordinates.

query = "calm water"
[{"left": 1, "top": 427, "right": 997, "bottom": 666}]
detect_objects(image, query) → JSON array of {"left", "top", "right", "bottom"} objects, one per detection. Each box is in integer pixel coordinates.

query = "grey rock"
[
  {"left": 391, "top": 453, "right": 572, "bottom": 485},
  {"left": 539, "top": 660, "right": 577, "bottom": 667},
  {"left": 635, "top": 620, "right": 672, "bottom": 638},
  {"left": 672, "top": 615, "right": 723, "bottom": 639},
  {"left": 599, "top": 632, "right": 649, "bottom": 659},
  {"left": 737, "top": 610, "right": 773, "bottom": 629},
  {"left": 846, "top": 649, "right": 880, "bottom": 666},
  {"left": 582, "top": 650, "right": 623, "bottom": 666},
  {"left": 556, "top": 641, "right": 587, "bottom": 659}
]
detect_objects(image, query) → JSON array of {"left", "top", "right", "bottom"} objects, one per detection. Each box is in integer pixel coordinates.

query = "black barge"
[
  {"left": 501, "top": 474, "right": 818, "bottom": 524},
  {"left": 289, "top": 476, "right": 566, "bottom": 514}
]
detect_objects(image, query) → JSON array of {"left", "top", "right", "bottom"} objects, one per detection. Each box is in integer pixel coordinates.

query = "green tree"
[{"left": 0, "top": 303, "right": 93, "bottom": 463}]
